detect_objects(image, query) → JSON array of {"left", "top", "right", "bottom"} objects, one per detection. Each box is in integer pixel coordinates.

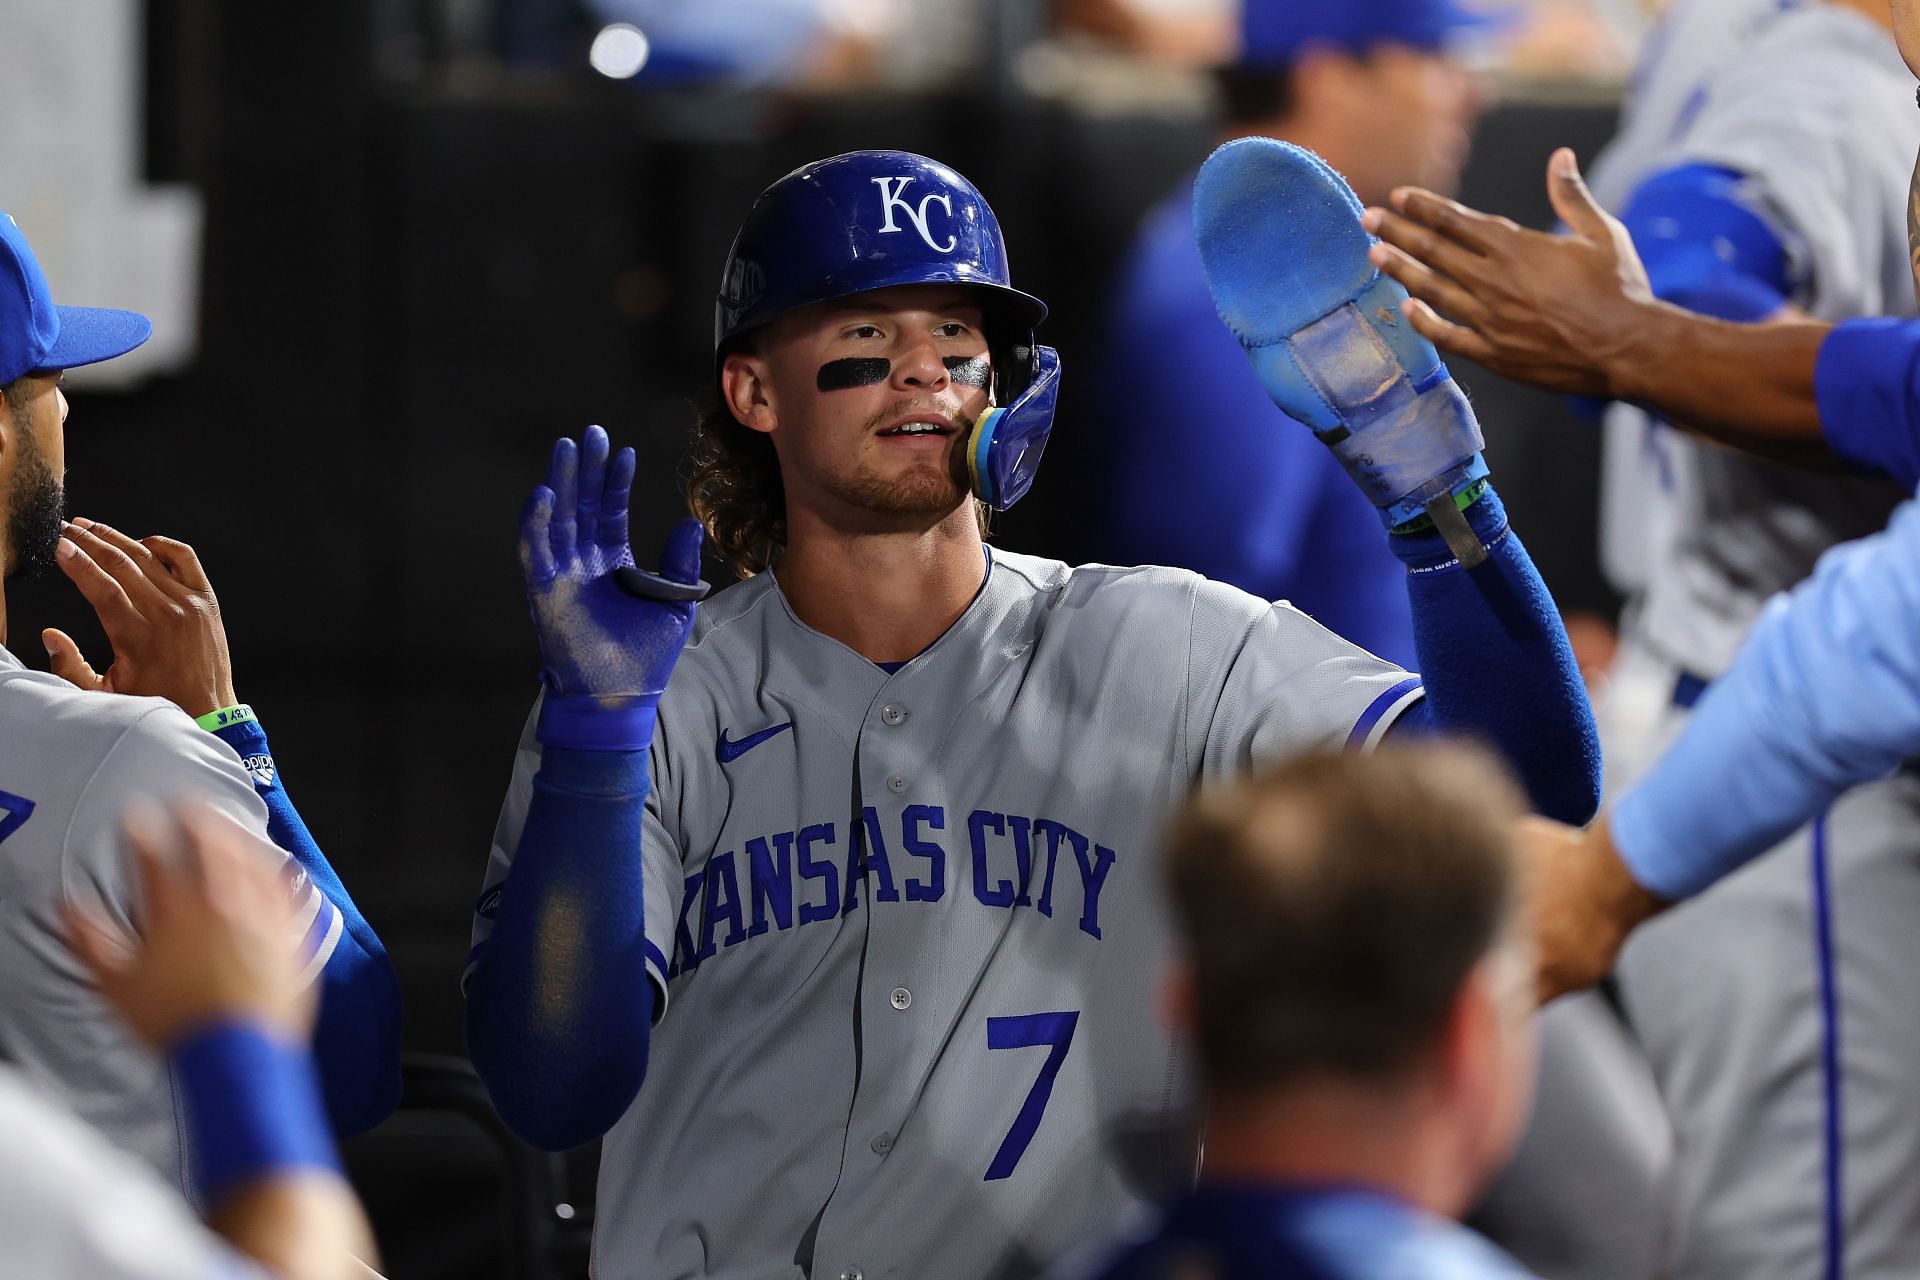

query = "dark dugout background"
[{"left": 7, "top": 2, "right": 1619, "bottom": 1274}]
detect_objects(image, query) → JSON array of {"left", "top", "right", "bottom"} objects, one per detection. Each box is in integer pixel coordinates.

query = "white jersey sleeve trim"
[{"left": 1345, "top": 677, "right": 1426, "bottom": 754}]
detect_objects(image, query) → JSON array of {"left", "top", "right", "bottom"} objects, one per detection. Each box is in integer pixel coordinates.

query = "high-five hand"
[{"left": 519, "top": 425, "right": 704, "bottom": 709}]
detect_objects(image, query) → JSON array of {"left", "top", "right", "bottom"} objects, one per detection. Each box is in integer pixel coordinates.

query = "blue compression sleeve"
[
  {"left": 464, "top": 746, "right": 654, "bottom": 1151},
  {"left": 212, "top": 718, "right": 402, "bottom": 1136},
  {"left": 1385, "top": 488, "right": 1602, "bottom": 824},
  {"left": 1612, "top": 493, "right": 1920, "bottom": 900},
  {"left": 1816, "top": 318, "right": 1920, "bottom": 491},
  {"left": 1620, "top": 164, "right": 1792, "bottom": 323}
]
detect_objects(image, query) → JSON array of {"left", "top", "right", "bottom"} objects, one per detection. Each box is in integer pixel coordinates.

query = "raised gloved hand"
[
  {"left": 1194, "top": 138, "right": 1489, "bottom": 543},
  {"left": 519, "top": 425, "right": 708, "bottom": 750}
]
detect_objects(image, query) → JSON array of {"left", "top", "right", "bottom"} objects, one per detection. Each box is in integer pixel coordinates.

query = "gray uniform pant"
[{"left": 1606, "top": 638, "right": 1920, "bottom": 1280}]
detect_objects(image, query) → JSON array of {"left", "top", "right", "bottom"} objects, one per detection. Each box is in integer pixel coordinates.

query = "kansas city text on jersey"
[{"left": 667, "top": 805, "right": 1120, "bottom": 979}]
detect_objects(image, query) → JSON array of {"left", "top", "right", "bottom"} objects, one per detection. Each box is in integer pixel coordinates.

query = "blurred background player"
[
  {"left": 0, "top": 210, "right": 402, "bottom": 1193},
  {"left": 1088, "top": 0, "right": 1500, "bottom": 667},
  {"left": 1366, "top": 1, "right": 1920, "bottom": 1271},
  {"left": 1067, "top": 744, "right": 1542, "bottom": 1280},
  {"left": 1593, "top": 10, "right": 1920, "bottom": 1276},
  {"left": 7, "top": 799, "right": 380, "bottom": 1280}
]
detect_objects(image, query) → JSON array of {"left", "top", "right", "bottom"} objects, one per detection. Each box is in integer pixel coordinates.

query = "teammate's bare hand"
[
  {"left": 62, "top": 799, "right": 315, "bottom": 1050},
  {"left": 1515, "top": 814, "right": 1668, "bottom": 1003},
  {"left": 45, "top": 520, "right": 239, "bottom": 718},
  {"left": 1359, "top": 148, "right": 1656, "bottom": 397}
]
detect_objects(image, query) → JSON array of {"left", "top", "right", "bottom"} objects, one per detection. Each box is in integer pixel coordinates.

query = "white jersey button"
[
  {"left": 881, "top": 704, "right": 907, "bottom": 726},
  {"left": 886, "top": 775, "right": 908, "bottom": 794},
  {"left": 890, "top": 986, "right": 912, "bottom": 1010},
  {"left": 870, "top": 1132, "right": 894, "bottom": 1155},
  {"left": 843, "top": 1269, "right": 865, "bottom": 1280}
]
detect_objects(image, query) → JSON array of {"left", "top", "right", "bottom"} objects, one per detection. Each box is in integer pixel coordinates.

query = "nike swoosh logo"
[{"left": 716, "top": 721, "right": 794, "bottom": 764}]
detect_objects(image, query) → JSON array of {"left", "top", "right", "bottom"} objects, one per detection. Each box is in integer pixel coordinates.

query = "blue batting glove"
[
  {"left": 1195, "top": 138, "right": 1488, "bottom": 529},
  {"left": 518, "top": 425, "right": 704, "bottom": 750}
]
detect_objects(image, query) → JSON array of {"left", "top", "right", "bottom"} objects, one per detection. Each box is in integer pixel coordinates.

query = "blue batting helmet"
[{"left": 714, "top": 151, "right": 1059, "bottom": 509}]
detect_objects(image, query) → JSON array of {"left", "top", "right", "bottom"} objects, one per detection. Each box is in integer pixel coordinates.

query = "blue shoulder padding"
[
  {"left": 1194, "top": 138, "right": 1485, "bottom": 526},
  {"left": 1817, "top": 318, "right": 1920, "bottom": 491},
  {"left": 1621, "top": 164, "right": 1791, "bottom": 323},
  {"left": 1385, "top": 487, "right": 1602, "bottom": 825},
  {"left": 465, "top": 746, "right": 654, "bottom": 1151},
  {"left": 213, "top": 719, "right": 402, "bottom": 1136}
]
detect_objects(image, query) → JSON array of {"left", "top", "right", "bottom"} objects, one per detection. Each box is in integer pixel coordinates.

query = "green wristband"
[{"left": 195, "top": 703, "right": 256, "bottom": 732}]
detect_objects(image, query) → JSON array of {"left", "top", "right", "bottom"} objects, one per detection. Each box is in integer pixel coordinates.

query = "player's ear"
[{"left": 721, "top": 351, "right": 778, "bottom": 437}]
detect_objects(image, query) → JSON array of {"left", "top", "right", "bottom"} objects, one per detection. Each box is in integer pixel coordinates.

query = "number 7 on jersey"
[
  {"left": 983, "top": 1010, "right": 1079, "bottom": 1181},
  {"left": 0, "top": 790, "right": 33, "bottom": 844}
]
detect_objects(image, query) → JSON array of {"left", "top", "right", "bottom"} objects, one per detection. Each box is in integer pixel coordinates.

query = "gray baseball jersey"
[
  {"left": 1586, "top": 0, "right": 1800, "bottom": 601},
  {"left": 0, "top": 643, "right": 339, "bottom": 1196},
  {"left": 1584, "top": 11, "right": 1920, "bottom": 1280},
  {"left": 472, "top": 548, "right": 1424, "bottom": 1280},
  {"left": 1597, "top": 3, "right": 1917, "bottom": 675},
  {"left": 0, "top": 1064, "right": 268, "bottom": 1280}
]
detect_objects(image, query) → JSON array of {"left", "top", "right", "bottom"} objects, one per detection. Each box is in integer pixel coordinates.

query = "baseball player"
[
  {"left": 1087, "top": 0, "right": 1499, "bottom": 668},
  {"left": 1365, "top": 3, "right": 1920, "bottom": 1257},
  {"left": 0, "top": 211, "right": 402, "bottom": 1193},
  {"left": 6, "top": 799, "right": 377, "bottom": 1280},
  {"left": 465, "top": 144, "right": 1600, "bottom": 1280},
  {"left": 1063, "top": 745, "right": 1542, "bottom": 1280}
]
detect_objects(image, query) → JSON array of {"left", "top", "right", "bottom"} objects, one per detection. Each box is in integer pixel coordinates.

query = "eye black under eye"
[{"left": 943, "top": 355, "right": 990, "bottom": 389}]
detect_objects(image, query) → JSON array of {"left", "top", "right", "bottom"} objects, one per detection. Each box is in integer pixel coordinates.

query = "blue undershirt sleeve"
[
  {"left": 1816, "top": 318, "right": 1920, "bottom": 491},
  {"left": 1384, "top": 487, "right": 1602, "bottom": 824},
  {"left": 463, "top": 746, "right": 654, "bottom": 1151},
  {"left": 211, "top": 718, "right": 402, "bottom": 1137},
  {"left": 1611, "top": 492, "right": 1920, "bottom": 900}
]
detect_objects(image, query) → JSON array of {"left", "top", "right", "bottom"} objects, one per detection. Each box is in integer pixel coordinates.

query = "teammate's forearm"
[
  {"left": 1612, "top": 494, "right": 1920, "bottom": 898},
  {"left": 1387, "top": 487, "right": 1602, "bottom": 824},
  {"left": 1607, "top": 303, "right": 1832, "bottom": 458},
  {"left": 209, "top": 1178, "right": 378, "bottom": 1280},
  {"left": 174, "top": 1022, "right": 376, "bottom": 1280},
  {"left": 213, "top": 716, "right": 404, "bottom": 1136},
  {"left": 465, "top": 747, "right": 655, "bottom": 1151}
]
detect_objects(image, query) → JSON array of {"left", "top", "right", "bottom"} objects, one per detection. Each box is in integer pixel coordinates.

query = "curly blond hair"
[{"left": 686, "top": 403, "right": 788, "bottom": 579}]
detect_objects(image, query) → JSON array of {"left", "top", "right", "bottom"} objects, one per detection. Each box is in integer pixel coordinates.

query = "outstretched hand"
[
  {"left": 1360, "top": 148, "right": 1656, "bottom": 398},
  {"left": 519, "top": 425, "right": 704, "bottom": 701}
]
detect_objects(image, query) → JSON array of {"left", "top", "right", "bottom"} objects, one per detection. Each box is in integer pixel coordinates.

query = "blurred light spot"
[{"left": 590, "top": 24, "right": 650, "bottom": 79}]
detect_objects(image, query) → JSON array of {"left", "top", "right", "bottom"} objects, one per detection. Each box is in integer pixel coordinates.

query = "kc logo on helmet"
[{"left": 872, "top": 176, "right": 957, "bottom": 253}]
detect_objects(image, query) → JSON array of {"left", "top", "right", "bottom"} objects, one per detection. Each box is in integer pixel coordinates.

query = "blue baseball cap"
[
  {"left": 1237, "top": 0, "right": 1514, "bottom": 66},
  {"left": 0, "top": 213, "right": 151, "bottom": 386}
]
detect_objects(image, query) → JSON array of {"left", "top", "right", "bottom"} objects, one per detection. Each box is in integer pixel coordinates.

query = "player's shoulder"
[
  {"left": 1708, "top": 5, "right": 1909, "bottom": 107},
  {"left": 998, "top": 550, "right": 1290, "bottom": 635},
  {"left": 0, "top": 663, "right": 203, "bottom": 771}
]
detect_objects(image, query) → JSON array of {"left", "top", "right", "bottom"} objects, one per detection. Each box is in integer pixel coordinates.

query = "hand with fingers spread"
[
  {"left": 520, "top": 425, "right": 704, "bottom": 748},
  {"left": 1361, "top": 148, "right": 1657, "bottom": 398},
  {"left": 45, "top": 520, "right": 238, "bottom": 718},
  {"left": 62, "top": 799, "right": 316, "bottom": 1051}
]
